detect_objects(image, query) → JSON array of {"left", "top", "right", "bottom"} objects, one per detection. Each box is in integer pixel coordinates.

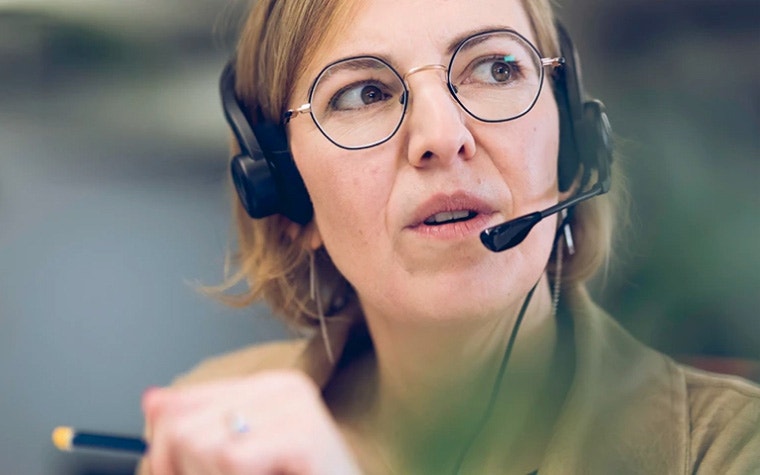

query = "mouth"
[
  {"left": 422, "top": 210, "right": 479, "bottom": 226},
  {"left": 407, "top": 192, "right": 497, "bottom": 239}
]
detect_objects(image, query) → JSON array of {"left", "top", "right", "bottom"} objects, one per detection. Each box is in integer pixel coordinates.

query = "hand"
[{"left": 141, "top": 370, "right": 361, "bottom": 475}]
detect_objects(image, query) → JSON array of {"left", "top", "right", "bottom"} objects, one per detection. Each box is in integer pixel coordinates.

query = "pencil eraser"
[{"left": 52, "top": 426, "right": 73, "bottom": 452}]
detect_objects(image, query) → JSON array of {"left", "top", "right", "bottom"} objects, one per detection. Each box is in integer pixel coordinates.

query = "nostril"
[{"left": 422, "top": 150, "right": 434, "bottom": 160}]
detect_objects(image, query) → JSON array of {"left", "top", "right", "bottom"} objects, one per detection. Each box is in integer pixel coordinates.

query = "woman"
[{"left": 140, "top": 0, "right": 760, "bottom": 473}]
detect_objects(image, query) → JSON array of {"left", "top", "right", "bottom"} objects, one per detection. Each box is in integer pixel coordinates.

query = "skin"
[
  {"left": 292, "top": 3, "right": 560, "bottom": 330},
  {"left": 142, "top": 0, "right": 571, "bottom": 473},
  {"left": 289, "top": 1, "right": 565, "bottom": 469}
]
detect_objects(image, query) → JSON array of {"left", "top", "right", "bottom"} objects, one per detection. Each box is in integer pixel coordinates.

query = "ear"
[
  {"left": 286, "top": 219, "right": 323, "bottom": 251},
  {"left": 557, "top": 175, "right": 579, "bottom": 202},
  {"left": 307, "top": 222, "right": 323, "bottom": 250}
]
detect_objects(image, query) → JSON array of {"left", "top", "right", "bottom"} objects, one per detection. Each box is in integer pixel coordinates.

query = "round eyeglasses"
[{"left": 283, "top": 29, "right": 564, "bottom": 150}]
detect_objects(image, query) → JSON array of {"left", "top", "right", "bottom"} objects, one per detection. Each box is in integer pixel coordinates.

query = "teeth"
[{"left": 424, "top": 210, "right": 475, "bottom": 225}]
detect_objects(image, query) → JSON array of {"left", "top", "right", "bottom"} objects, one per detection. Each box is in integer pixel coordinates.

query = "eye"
[
  {"left": 468, "top": 55, "right": 522, "bottom": 85},
  {"left": 330, "top": 82, "right": 392, "bottom": 111},
  {"left": 490, "top": 61, "right": 512, "bottom": 82}
]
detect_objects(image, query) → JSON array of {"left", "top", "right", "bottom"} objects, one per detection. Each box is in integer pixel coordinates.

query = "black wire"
[{"left": 450, "top": 281, "right": 539, "bottom": 474}]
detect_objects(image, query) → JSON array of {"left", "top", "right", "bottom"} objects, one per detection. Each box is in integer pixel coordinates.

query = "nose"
[{"left": 402, "top": 67, "right": 476, "bottom": 168}]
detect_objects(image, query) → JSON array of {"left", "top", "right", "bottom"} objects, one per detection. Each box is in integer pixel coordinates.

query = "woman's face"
[{"left": 287, "top": 0, "right": 561, "bottom": 324}]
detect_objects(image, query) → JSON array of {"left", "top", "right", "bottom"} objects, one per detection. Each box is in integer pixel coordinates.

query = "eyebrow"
[
  {"left": 327, "top": 25, "right": 517, "bottom": 66},
  {"left": 313, "top": 24, "right": 521, "bottom": 80},
  {"left": 445, "top": 25, "right": 516, "bottom": 55},
  {"left": 320, "top": 57, "right": 389, "bottom": 78}
]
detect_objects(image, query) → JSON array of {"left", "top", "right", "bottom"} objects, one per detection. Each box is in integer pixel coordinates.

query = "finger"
[
  {"left": 214, "top": 431, "right": 314, "bottom": 475},
  {"left": 148, "top": 395, "right": 247, "bottom": 475},
  {"left": 216, "top": 427, "right": 359, "bottom": 475},
  {"left": 142, "top": 371, "right": 330, "bottom": 475},
  {"left": 143, "top": 378, "right": 247, "bottom": 422}
]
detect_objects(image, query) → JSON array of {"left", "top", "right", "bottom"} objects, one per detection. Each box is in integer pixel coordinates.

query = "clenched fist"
[{"left": 140, "top": 370, "right": 361, "bottom": 475}]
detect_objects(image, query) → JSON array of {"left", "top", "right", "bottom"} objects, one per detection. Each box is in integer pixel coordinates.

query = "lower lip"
[{"left": 407, "top": 213, "right": 495, "bottom": 240}]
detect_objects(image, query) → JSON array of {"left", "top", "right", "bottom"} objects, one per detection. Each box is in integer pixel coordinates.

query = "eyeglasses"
[{"left": 283, "top": 29, "right": 564, "bottom": 150}]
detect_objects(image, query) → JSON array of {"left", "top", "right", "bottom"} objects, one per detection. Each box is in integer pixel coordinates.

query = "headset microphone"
[
  {"left": 480, "top": 23, "right": 614, "bottom": 253},
  {"left": 480, "top": 128, "right": 610, "bottom": 253}
]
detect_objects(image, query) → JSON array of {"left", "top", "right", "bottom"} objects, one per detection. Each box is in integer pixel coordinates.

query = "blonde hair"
[{"left": 213, "top": 0, "right": 625, "bottom": 329}]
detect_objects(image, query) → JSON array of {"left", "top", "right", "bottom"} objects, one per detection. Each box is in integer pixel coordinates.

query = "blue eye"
[{"left": 330, "top": 82, "right": 392, "bottom": 111}]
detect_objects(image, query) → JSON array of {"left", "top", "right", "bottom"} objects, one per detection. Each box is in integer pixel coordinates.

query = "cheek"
[
  {"left": 309, "top": 159, "right": 387, "bottom": 223},
  {"left": 529, "top": 114, "right": 561, "bottom": 189},
  {"left": 486, "top": 95, "right": 560, "bottom": 208},
  {"left": 524, "top": 93, "right": 560, "bottom": 174},
  {"left": 289, "top": 130, "right": 395, "bottom": 269}
]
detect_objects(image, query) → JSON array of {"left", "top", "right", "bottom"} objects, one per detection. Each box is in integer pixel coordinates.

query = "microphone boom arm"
[{"left": 479, "top": 182, "right": 605, "bottom": 253}]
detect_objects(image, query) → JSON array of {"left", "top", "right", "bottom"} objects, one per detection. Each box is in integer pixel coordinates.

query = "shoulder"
[
  {"left": 172, "top": 339, "right": 309, "bottom": 387},
  {"left": 563, "top": 287, "right": 759, "bottom": 472},
  {"left": 680, "top": 365, "right": 760, "bottom": 473}
]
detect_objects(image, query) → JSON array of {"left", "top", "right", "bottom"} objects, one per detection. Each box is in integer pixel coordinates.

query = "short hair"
[{"left": 211, "top": 0, "right": 626, "bottom": 331}]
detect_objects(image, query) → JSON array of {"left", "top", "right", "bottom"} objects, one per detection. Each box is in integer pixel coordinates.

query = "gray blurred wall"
[{"left": 1, "top": 0, "right": 758, "bottom": 474}]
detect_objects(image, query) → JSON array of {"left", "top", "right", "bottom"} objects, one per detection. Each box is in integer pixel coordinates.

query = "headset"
[
  {"left": 554, "top": 23, "right": 613, "bottom": 194},
  {"left": 220, "top": 22, "right": 613, "bottom": 232},
  {"left": 220, "top": 64, "right": 313, "bottom": 224}
]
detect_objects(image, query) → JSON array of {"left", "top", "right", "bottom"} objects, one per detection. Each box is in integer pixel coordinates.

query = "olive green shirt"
[{"left": 162, "top": 288, "right": 760, "bottom": 474}]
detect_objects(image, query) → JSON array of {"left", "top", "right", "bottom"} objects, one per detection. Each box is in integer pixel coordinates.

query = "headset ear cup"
[
  {"left": 555, "top": 23, "right": 582, "bottom": 193},
  {"left": 273, "top": 151, "right": 314, "bottom": 225},
  {"left": 555, "top": 22, "right": 613, "bottom": 194},
  {"left": 582, "top": 100, "right": 613, "bottom": 193},
  {"left": 557, "top": 90, "right": 580, "bottom": 192},
  {"left": 220, "top": 61, "right": 313, "bottom": 225},
  {"left": 230, "top": 153, "right": 280, "bottom": 219},
  {"left": 250, "top": 120, "right": 314, "bottom": 225}
]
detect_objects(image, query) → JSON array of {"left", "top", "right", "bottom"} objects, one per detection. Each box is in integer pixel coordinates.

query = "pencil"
[{"left": 52, "top": 426, "right": 147, "bottom": 454}]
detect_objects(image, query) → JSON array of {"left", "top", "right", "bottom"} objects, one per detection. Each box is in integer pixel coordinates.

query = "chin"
[{"left": 398, "top": 266, "right": 539, "bottom": 324}]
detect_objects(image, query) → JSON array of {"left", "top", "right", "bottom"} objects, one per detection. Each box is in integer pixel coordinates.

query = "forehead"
[{"left": 310, "top": 0, "right": 534, "bottom": 68}]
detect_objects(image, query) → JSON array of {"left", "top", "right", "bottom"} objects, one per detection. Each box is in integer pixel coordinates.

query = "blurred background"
[{"left": 0, "top": 0, "right": 758, "bottom": 473}]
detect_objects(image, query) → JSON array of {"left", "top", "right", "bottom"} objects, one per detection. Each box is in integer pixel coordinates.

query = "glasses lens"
[
  {"left": 310, "top": 57, "right": 406, "bottom": 149},
  {"left": 449, "top": 31, "right": 543, "bottom": 122}
]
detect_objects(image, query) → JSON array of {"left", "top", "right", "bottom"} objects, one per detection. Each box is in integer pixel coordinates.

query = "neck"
[{"left": 331, "top": 274, "right": 569, "bottom": 474}]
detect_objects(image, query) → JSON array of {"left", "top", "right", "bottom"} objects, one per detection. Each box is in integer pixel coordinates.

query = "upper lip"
[{"left": 407, "top": 191, "right": 497, "bottom": 228}]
